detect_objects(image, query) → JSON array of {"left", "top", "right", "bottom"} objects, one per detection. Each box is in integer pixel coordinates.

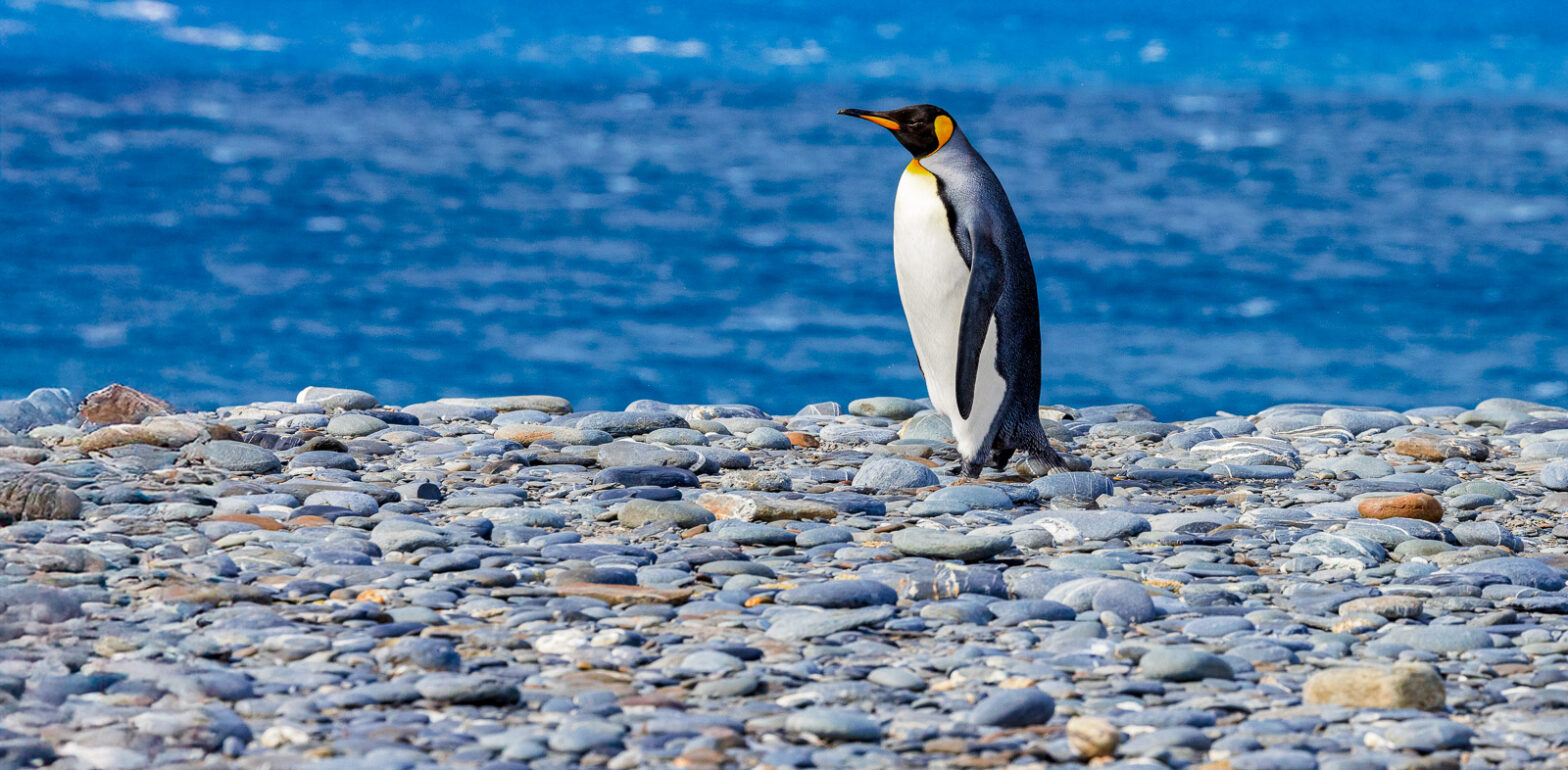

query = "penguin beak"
[{"left": 838, "top": 108, "right": 901, "bottom": 131}]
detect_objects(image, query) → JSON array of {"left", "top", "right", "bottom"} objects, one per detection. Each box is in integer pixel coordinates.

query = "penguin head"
[{"left": 838, "top": 104, "right": 956, "bottom": 158}]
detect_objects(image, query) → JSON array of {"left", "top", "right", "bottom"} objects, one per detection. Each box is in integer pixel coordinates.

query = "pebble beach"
[{"left": 5, "top": 384, "right": 1568, "bottom": 770}]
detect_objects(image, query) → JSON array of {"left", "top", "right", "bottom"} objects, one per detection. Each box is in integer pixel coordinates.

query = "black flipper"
[{"left": 955, "top": 226, "right": 1004, "bottom": 421}]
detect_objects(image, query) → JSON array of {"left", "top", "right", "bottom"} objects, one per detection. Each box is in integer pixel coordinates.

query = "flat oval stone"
[{"left": 891, "top": 528, "right": 1011, "bottom": 562}]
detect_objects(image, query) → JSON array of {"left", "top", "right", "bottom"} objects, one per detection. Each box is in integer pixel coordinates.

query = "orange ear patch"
[{"left": 934, "top": 115, "right": 954, "bottom": 149}]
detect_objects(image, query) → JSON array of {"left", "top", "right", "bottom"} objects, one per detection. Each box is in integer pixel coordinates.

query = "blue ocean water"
[{"left": 3, "top": 1, "right": 1567, "bottom": 417}]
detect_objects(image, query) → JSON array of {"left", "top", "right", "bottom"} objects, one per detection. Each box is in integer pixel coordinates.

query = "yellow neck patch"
[
  {"left": 933, "top": 115, "right": 954, "bottom": 152},
  {"left": 906, "top": 158, "right": 932, "bottom": 175}
]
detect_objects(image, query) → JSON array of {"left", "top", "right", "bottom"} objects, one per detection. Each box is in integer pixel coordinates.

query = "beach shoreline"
[{"left": 3, "top": 383, "right": 1567, "bottom": 767}]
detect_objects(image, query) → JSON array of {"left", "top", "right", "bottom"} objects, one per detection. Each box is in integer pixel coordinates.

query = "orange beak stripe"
[{"left": 853, "top": 114, "right": 901, "bottom": 130}]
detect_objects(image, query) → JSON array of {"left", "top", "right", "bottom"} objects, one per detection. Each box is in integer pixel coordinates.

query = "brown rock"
[
  {"left": 1303, "top": 662, "right": 1446, "bottom": 711},
  {"left": 1066, "top": 716, "right": 1120, "bottom": 759},
  {"left": 0, "top": 474, "right": 82, "bottom": 525},
  {"left": 1393, "top": 434, "right": 1488, "bottom": 462},
  {"left": 786, "top": 432, "right": 819, "bottom": 448},
  {"left": 1358, "top": 493, "right": 1443, "bottom": 522},
  {"left": 208, "top": 513, "right": 282, "bottom": 531},
  {"left": 78, "top": 384, "right": 173, "bottom": 425},
  {"left": 1338, "top": 595, "right": 1423, "bottom": 619},
  {"left": 555, "top": 583, "right": 693, "bottom": 606},
  {"left": 697, "top": 492, "right": 836, "bottom": 522},
  {"left": 78, "top": 418, "right": 204, "bottom": 452}
]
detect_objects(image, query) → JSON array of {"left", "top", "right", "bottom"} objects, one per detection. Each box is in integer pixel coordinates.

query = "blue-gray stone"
[
  {"left": 821, "top": 424, "right": 900, "bottom": 444},
  {"left": 1207, "top": 464, "right": 1297, "bottom": 480},
  {"left": 1382, "top": 625, "right": 1494, "bottom": 653},
  {"left": 202, "top": 440, "right": 282, "bottom": 474},
  {"left": 891, "top": 528, "right": 1011, "bottom": 562},
  {"left": 577, "top": 411, "right": 690, "bottom": 437},
  {"left": 1031, "top": 472, "right": 1115, "bottom": 501},
  {"left": 853, "top": 457, "right": 939, "bottom": 490},
  {"left": 1089, "top": 420, "right": 1180, "bottom": 438},
  {"left": 969, "top": 688, "right": 1055, "bottom": 727},
  {"left": 1091, "top": 580, "right": 1158, "bottom": 622},
  {"left": 1450, "top": 521, "right": 1524, "bottom": 551},
  {"left": 925, "top": 485, "right": 1014, "bottom": 510},
  {"left": 709, "top": 520, "right": 795, "bottom": 545},
  {"left": 1540, "top": 460, "right": 1568, "bottom": 491},
  {"left": 1139, "top": 648, "right": 1235, "bottom": 681},
  {"left": 777, "top": 580, "right": 897, "bottom": 609},
  {"left": 990, "top": 599, "right": 1076, "bottom": 625},
  {"left": 1027, "top": 510, "right": 1150, "bottom": 541},
  {"left": 1183, "top": 616, "right": 1255, "bottom": 638},
  {"left": 1229, "top": 750, "right": 1318, "bottom": 770},
  {"left": 1166, "top": 427, "right": 1223, "bottom": 451},
  {"left": 765, "top": 606, "right": 895, "bottom": 641},
  {"left": 785, "top": 707, "right": 881, "bottom": 742},
  {"left": 1322, "top": 407, "right": 1409, "bottom": 434},
  {"left": 1379, "top": 719, "right": 1475, "bottom": 751},
  {"left": 1444, "top": 480, "right": 1515, "bottom": 500},
  {"left": 594, "top": 466, "right": 700, "bottom": 488},
  {"left": 1128, "top": 468, "right": 1214, "bottom": 483},
  {"left": 746, "top": 427, "right": 793, "bottom": 450},
  {"left": 1452, "top": 557, "right": 1565, "bottom": 590}
]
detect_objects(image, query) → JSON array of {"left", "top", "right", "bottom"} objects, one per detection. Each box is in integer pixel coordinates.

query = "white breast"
[{"left": 892, "top": 163, "right": 1009, "bottom": 460}]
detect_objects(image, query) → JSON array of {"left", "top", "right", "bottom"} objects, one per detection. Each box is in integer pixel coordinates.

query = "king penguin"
[{"left": 840, "top": 104, "right": 1067, "bottom": 478}]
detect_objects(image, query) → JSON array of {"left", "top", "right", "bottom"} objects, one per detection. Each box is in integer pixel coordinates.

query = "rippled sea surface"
[{"left": 3, "top": 1, "right": 1567, "bottom": 416}]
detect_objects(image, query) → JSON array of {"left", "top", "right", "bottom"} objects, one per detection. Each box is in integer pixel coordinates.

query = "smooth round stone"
[
  {"left": 1377, "top": 719, "right": 1475, "bottom": 751},
  {"left": 853, "top": 457, "right": 939, "bottom": 490},
  {"left": 577, "top": 411, "right": 689, "bottom": 437},
  {"left": 822, "top": 423, "right": 900, "bottom": 445},
  {"left": 710, "top": 520, "right": 796, "bottom": 546},
  {"left": 1447, "top": 493, "right": 1496, "bottom": 510},
  {"left": 1028, "top": 510, "right": 1150, "bottom": 541},
  {"left": 1452, "top": 557, "right": 1566, "bottom": 590},
  {"left": 1540, "top": 460, "right": 1568, "bottom": 491},
  {"left": 785, "top": 707, "right": 881, "bottom": 742},
  {"left": 924, "top": 485, "right": 1014, "bottom": 510},
  {"left": 1166, "top": 427, "right": 1222, "bottom": 451},
  {"left": 681, "top": 650, "right": 745, "bottom": 674},
  {"left": 1090, "top": 581, "right": 1158, "bottom": 623},
  {"left": 1443, "top": 480, "right": 1515, "bottom": 500},
  {"left": 849, "top": 397, "right": 924, "bottom": 420},
  {"left": 746, "top": 427, "right": 793, "bottom": 450},
  {"left": 1139, "top": 648, "right": 1235, "bottom": 681},
  {"left": 1031, "top": 472, "right": 1115, "bottom": 501},
  {"left": 891, "top": 528, "right": 1011, "bottom": 562},
  {"left": 643, "top": 427, "right": 707, "bottom": 445},
  {"left": 547, "top": 721, "right": 626, "bottom": 753},
  {"left": 616, "top": 499, "right": 714, "bottom": 529},
  {"left": 698, "top": 560, "right": 775, "bottom": 578},
  {"left": 1322, "top": 407, "right": 1409, "bottom": 434},
  {"left": 867, "top": 667, "right": 925, "bottom": 691},
  {"left": 1088, "top": 420, "right": 1180, "bottom": 438},
  {"left": 1230, "top": 750, "right": 1318, "bottom": 770},
  {"left": 328, "top": 413, "right": 388, "bottom": 437},
  {"left": 920, "top": 600, "right": 994, "bottom": 624},
  {"left": 1327, "top": 454, "right": 1394, "bottom": 478},
  {"left": 969, "top": 688, "right": 1055, "bottom": 727},
  {"left": 1451, "top": 521, "right": 1524, "bottom": 551},
  {"left": 202, "top": 440, "right": 282, "bottom": 474},
  {"left": 289, "top": 450, "right": 358, "bottom": 470},
  {"left": 594, "top": 466, "right": 699, "bottom": 488},
  {"left": 304, "top": 490, "right": 379, "bottom": 515},
  {"left": 796, "top": 526, "right": 854, "bottom": 548},
  {"left": 692, "top": 672, "right": 760, "bottom": 698},
  {"left": 990, "top": 599, "right": 1075, "bottom": 625},
  {"left": 414, "top": 675, "right": 520, "bottom": 705},
  {"left": 901, "top": 413, "right": 955, "bottom": 441},
  {"left": 777, "top": 580, "right": 897, "bottom": 609},
  {"left": 1183, "top": 616, "right": 1255, "bottom": 638},
  {"left": 1382, "top": 625, "right": 1494, "bottom": 653}
]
